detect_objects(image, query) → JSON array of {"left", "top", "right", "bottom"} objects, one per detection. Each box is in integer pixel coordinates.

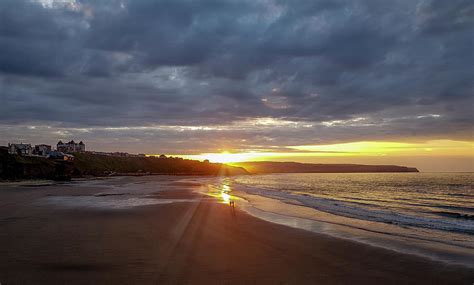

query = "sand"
[{"left": 0, "top": 177, "right": 473, "bottom": 284}]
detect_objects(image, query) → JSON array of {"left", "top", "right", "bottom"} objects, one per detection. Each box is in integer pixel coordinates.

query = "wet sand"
[{"left": 0, "top": 178, "right": 473, "bottom": 284}]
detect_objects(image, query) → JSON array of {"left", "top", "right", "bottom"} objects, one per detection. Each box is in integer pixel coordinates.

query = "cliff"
[
  {"left": 0, "top": 151, "right": 248, "bottom": 181},
  {"left": 232, "top": 161, "right": 419, "bottom": 174},
  {"left": 72, "top": 153, "right": 248, "bottom": 177},
  {"left": 0, "top": 148, "right": 73, "bottom": 180}
]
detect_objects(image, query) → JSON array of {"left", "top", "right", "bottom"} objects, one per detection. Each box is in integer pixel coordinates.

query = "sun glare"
[
  {"left": 221, "top": 192, "right": 231, "bottom": 204},
  {"left": 176, "top": 151, "right": 269, "bottom": 163}
]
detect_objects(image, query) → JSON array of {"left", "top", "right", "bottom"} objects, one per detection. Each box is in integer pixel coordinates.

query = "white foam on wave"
[
  {"left": 233, "top": 191, "right": 474, "bottom": 268},
  {"left": 232, "top": 183, "right": 474, "bottom": 235}
]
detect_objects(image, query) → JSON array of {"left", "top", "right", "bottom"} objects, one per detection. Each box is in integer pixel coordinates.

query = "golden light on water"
[
  {"left": 220, "top": 183, "right": 233, "bottom": 205},
  {"left": 204, "top": 181, "right": 236, "bottom": 205},
  {"left": 221, "top": 192, "right": 231, "bottom": 204}
]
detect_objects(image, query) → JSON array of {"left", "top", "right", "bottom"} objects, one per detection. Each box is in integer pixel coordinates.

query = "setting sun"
[
  {"left": 170, "top": 140, "right": 473, "bottom": 167},
  {"left": 1, "top": 0, "right": 472, "bottom": 282},
  {"left": 174, "top": 151, "right": 269, "bottom": 163}
]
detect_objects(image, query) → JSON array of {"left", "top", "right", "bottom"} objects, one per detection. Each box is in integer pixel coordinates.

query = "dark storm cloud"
[{"left": 0, "top": 0, "right": 472, "bottom": 150}]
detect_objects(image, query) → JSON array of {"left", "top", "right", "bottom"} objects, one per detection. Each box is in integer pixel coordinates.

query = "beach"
[{"left": 0, "top": 176, "right": 473, "bottom": 284}]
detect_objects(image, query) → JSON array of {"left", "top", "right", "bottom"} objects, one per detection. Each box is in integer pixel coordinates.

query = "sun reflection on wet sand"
[
  {"left": 221, "top": 191, "right": 231, "bottom": 204},
  {"left": 204, "top": 180, "right": 238, "bottom": 206}
]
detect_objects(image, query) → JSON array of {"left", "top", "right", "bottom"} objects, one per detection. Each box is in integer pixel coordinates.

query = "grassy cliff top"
[{"left": 72, "top": 153, "right": 248, "bottom": 176}]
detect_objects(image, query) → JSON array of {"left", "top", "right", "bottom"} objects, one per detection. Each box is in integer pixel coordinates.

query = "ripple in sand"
[{"left": 38, "top": 195, "right": 198, "bottom": 210}]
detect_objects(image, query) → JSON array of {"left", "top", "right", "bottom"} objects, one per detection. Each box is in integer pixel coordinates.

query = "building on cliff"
[
  {"left": 57, "top": 140, "right": 85, "bottom": 153},
  {"left": 34, "top": 144, "right": 52, "bottom": 156},
  {"left": 8, "top": 143, "right": 33, "bottom": 156},
  {"left": 47, "top": 150, "right": 75, "bottom": 161}
]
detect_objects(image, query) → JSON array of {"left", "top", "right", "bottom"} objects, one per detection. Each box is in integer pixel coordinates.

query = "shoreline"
[
  {"left": 0, "top": 176, "right": 472, "bottom": 284},
  {"left": 237, "top": 193, "right": 474, "bottom": 268},
  {"left": 225, "top": 188, "right": 474, "bottom": 269}
]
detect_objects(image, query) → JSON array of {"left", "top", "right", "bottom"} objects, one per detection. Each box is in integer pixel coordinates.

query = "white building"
[
  {"left": 57, "top": 140, "right": 86, "bottom": 153},
  {"left": 8, "top": 143, "right": 33, "bottom": 156}
]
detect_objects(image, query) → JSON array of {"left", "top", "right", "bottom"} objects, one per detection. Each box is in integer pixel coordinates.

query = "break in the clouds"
[{"left": 0, "top": 0, "right": 473, "bottom": 153}]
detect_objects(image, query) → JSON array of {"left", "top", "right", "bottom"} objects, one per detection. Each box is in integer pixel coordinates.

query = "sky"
[{"left": 0, "top": 0, "right": 473, "bottom": 171}]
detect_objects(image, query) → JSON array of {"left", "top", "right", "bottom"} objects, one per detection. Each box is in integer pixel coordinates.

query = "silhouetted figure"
[{"left": 229, "top": 200, "right": 236, "bottom": 217}]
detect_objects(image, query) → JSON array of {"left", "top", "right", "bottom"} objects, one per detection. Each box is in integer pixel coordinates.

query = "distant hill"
[
  {"left": 0, "top": 150, "right": 248, "bottom": 181},
  {"left": 232, "top": 161, "right": 419, "bottom": 174}
]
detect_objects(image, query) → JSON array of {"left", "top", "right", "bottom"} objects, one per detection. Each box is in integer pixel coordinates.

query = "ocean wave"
[
  {"left": 231, "top": 184, "right": 474, "bottom": 235},
  {"left": 431, "top": 211, "right": 474, "bottom": 220},
  {"left": 433, "top": 205, "right": 474, "bottom": 213},
  {"left": 447, "top": 193, "right": 474, "bottom": 197}
]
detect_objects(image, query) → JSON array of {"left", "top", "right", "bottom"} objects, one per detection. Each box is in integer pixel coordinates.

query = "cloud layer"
[{"left": 1, "top": 0, "right": 473, "bottom": 153}]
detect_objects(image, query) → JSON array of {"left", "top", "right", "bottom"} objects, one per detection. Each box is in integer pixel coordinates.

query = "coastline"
[
  {"left": 0, "top": 176, "right": 472, "bottom": 284},
  {"left": 220, "top": 179, "right": 474, "bottom": 268},
  {"left": 234, "top": 192, "right": 474, "bottom": 267}
]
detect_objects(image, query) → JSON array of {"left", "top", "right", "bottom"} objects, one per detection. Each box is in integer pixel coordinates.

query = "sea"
[{"left": 206, "top": 172, "right": 474, "bottom": 267}]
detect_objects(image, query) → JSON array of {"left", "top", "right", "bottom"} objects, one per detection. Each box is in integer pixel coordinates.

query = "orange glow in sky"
[{"left": 168, "top": 140, "right": 473, "bottom": 171}]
